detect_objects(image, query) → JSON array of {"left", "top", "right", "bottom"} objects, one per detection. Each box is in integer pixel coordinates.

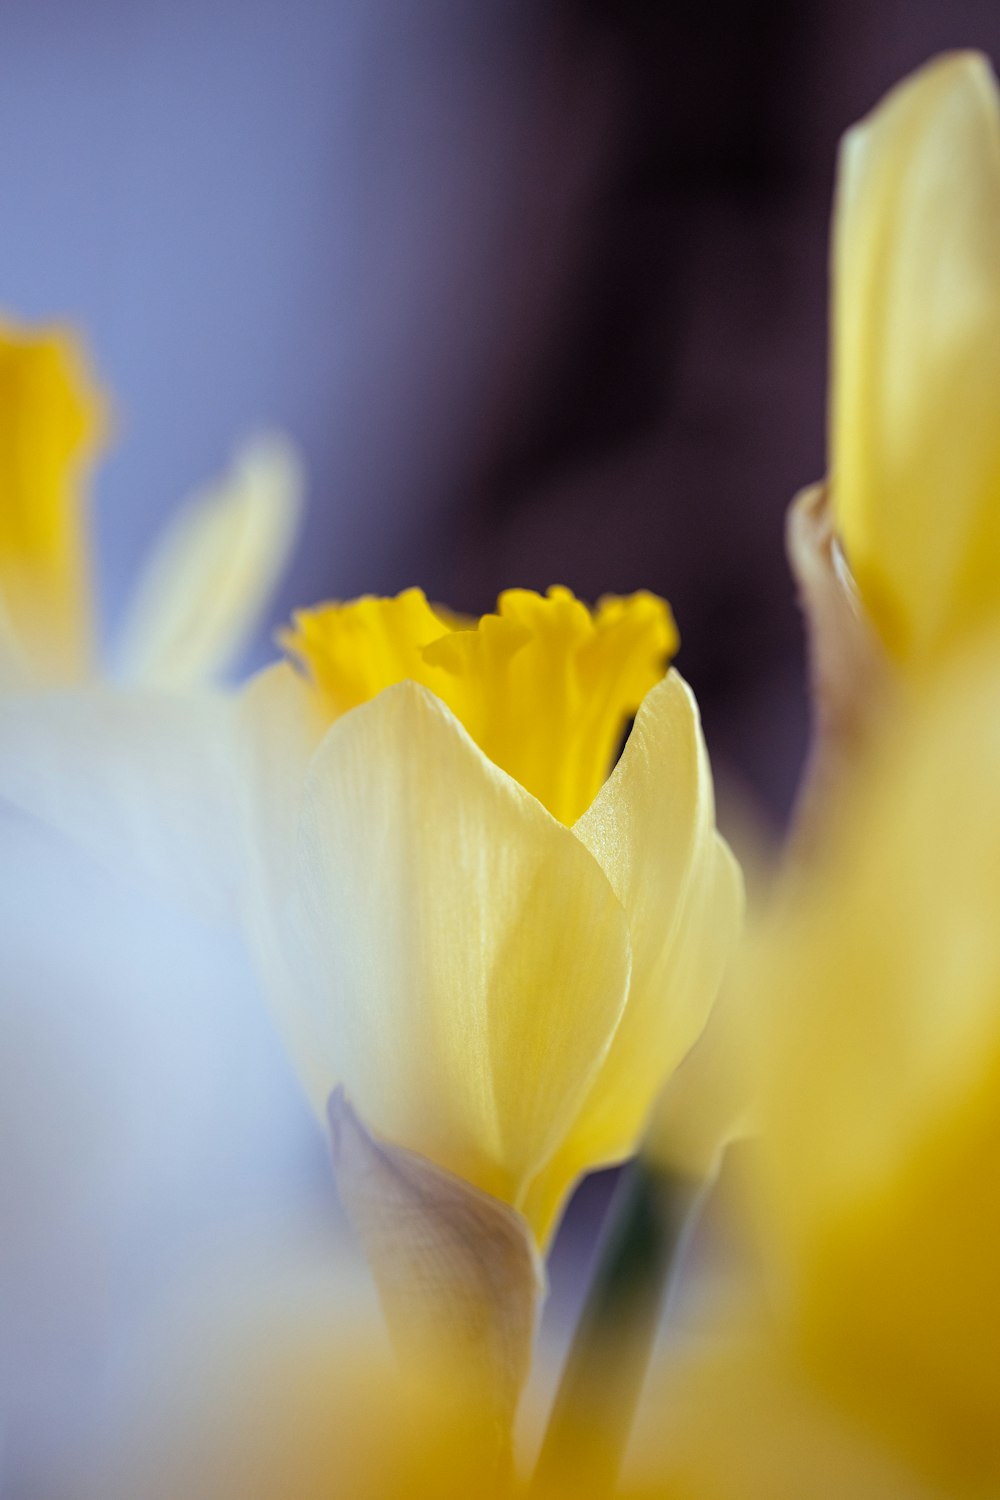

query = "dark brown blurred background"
[{"left": 405, "top": 0, "right": 1000, "bottom": 822}]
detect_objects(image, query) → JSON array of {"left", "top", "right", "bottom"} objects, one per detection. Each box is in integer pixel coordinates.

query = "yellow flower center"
[
  {"left": 282, "top": 585, "right": 678, "bottom": 824},
  {"left": 0, "top": 321, "right": 105, "bottom": 680}
]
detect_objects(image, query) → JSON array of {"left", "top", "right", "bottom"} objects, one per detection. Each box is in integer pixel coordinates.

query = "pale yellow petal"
[
  {"left": 632, "top": 1324, "right": 922, "bottom": 1500},
  {"left": 757, "top": 661, "right": 1000, "bottom": 1257},
  {"left": 0, "top": 687, "right": 241, "bottom": 921},
  {"left": 831, "top": 52, "right": 1000, "bottom": 663},
  {"left": 738, "top": 638, "right": 1000, "bottom": 1482},
  {"left": 117, "top": 435, "right": 303, "bottom": 689},
  {"left": 275, "top": 680, "right": 632, "bottom": 1239},
  {"left": 521, "top": 674, "right": 742, "bottom": 1238},
  {"left": 644, "top": 952, "right": 751, "bottom": 1182},
  {"left": 81, "top": 1247, "right": 498, "bottom": 1500},
  {"left": 0, "top": 320, "right": 105, "bottom": 681}
]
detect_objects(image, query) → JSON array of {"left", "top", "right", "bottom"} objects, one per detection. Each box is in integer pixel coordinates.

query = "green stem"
[{"left": 531, "top": 1160, "right": 702, "bottom": 1496}]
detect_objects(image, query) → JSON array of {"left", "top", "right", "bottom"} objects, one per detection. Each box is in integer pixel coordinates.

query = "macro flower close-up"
[{"left": 3, "top": 10, "right": 1000, "bottom": 1499}]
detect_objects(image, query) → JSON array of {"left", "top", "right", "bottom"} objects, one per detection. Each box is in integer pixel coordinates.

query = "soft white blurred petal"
[
  {"left": 0, "top": 687, "right": 241, "bottom": 922},
  {"left": 0, "top": 812, "right": 327, "bottom": 1493},
  {"left": 115, "top": 435, "right": 303, "bottom": 689}
]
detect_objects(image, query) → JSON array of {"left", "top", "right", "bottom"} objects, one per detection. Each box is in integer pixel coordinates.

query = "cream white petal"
[
  {"left": 116, "top": 435, "right": 303, "bottom": 689},
  {"left": 0, "top": 687, "right": 241, "bottom": 922},
  {"left": 273, "top": 680, "right": 632, "bottom": 1233},
  {"left": 235, "top": 661, "right": 326, "bottom": 904}
]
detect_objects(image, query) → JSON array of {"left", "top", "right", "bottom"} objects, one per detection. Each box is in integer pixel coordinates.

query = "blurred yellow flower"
[
  {"left": 754, "top": 653, "right": 1000, "bottom": 1490},
  {"left": 0, "top": 316, "right": 301, "bottom": 689},
  {"left": 643, "top": 639, "right": 1000, "bottom": 1497},
  {"left": 829, "top": 52, "right": 1000, "bottom": 668},
  {"left": 0, "top": 322, "right": 104, "bottom": 680},
  {"left": 241, "top": 588, "right": 742, "bottom": 1245},
  {"left": 72, "top": 1239, "right": 510, "bottom": 1500}
]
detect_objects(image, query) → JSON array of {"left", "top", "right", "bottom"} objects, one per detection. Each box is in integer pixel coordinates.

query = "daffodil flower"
[
  {"left": 0, "top": 317, "right": 302, "bottom": 691},
  {"left": 0, "top": 328, "right": 741, "bottom": 1239},
  {"left": 829, "top": 51, "right": 1000, "bottom": 668},
  {"left": 0, "top": 319, "right": 740, "bottom": 1413},
  {"left": 238, "top": 586, "right": 742, "bottom": 1248}
]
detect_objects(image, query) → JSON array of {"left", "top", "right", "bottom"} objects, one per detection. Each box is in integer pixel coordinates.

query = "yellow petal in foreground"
[
  {"left": 830, "top": 52, "right": 1000, "bottom": 666},
  {"left": 634, "top": 1325, "right": 924, "bottom": 1500},
  {"left": 719, "top": 640, "right": 1000, "bottom": 1493},
  {"left": 0, "top": 320, "right": 105, "bottom": 681},
  {"left": 78, "top": 1245, "right": 510, "bottom": 1500}
]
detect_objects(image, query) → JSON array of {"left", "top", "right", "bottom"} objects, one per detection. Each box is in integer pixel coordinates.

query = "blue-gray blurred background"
[{"left": 4, "top": 4, "right": 1000, "bottom": 1494}]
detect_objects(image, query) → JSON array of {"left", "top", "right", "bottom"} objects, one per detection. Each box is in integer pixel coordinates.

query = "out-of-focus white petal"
[
  {"left": 0, "top": 688, "right": 241, "bottom": 922},
  {"left": 116, "top": 435, "right": 303, "bottom": 689},
  {"left": 232, "top": 662, "right": 330, "bottom": 1104},
  {"left": 234, "top": 661, "right": 326, "bottom": 910}
]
